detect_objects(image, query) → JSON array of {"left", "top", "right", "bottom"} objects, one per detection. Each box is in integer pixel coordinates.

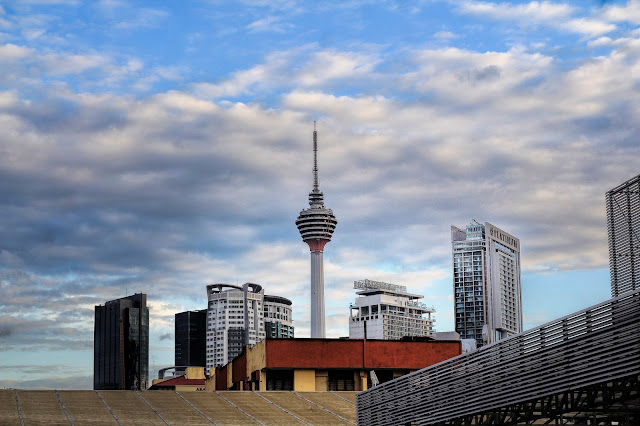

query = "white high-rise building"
[
  {"left": 349, "top": 279, "right": 435, "bottom": 340},
  {"left": 452, "top": 221, "right": 522, "bottom": 348},
  {"left": 263, "top": 295, "right": 294, "bottom": 338},
  {"left": 205, "top": 283, "right": 294, "bottom": 372}
]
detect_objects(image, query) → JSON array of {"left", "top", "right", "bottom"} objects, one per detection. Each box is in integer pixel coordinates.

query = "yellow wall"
[
  {"left": 174, "top": 385, "right": 207, "bottom": 392},
  {"left": 315, "top": 370, "right": 328, "bottom": 392},
  {"left": 294, "top": 369, "right": 316, "bottom": 392},
  {"left": 205, "top": 369, "right": 216, "bottom": 392},
  {"left": 246, "top": 340, "right": 267, "bottom": 390},
  {"left": 185, "top": 367, "right": 205, "bottom": 379},
  {"left": 357, "top": 370, "right": 367, "bottom": 392}
]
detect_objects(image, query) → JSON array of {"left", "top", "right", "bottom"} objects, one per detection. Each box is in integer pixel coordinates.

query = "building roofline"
[
  {"left": 264, "top": 295, "right": 293, "bottom": 305},
  {"left": 355, "top": 289, "right": 424, "bottom": 299}
]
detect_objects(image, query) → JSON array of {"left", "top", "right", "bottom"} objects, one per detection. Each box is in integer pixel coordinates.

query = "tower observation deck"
[{"left": 296, "top": 123, "right": 337, "bottom": 338}]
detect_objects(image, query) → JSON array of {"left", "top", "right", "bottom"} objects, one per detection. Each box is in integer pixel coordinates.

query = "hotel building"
[{"left": 452, "top": 221, "right": 522, "bottom": 348}]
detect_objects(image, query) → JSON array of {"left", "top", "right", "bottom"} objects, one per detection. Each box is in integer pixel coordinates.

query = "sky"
[{"left": 0, "top": 0, "right": 638, "bottom": 390}]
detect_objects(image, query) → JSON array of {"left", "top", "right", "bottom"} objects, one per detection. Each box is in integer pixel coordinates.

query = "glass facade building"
[
  {"left": 452, "top": 222, "right": 522, "bottom": 348},
  {"left": 606, "top": 173, "right": 640, "bottom": 297},
  {"left": 175, "top": 309, "right": 207, "bottom": 368},
  {"left": 94, "top": 293, "right": 149, "bottom": 390}
]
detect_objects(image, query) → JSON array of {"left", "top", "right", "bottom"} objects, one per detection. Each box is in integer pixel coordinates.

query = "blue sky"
[{"left": 0, "top": 0, "right": 638, "bottom": 389}]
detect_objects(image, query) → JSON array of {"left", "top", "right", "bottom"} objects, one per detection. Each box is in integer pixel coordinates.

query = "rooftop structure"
[
  {"left": 295, "top": 123, "right": 337, "bottom": 338},
  {"left": 606, "top": 173, "right": 640, "bottom": 297},
  {"left": 452, "top": 221, "right": 522, "bottom": 347},
  {"left": 349, "top": 279, "right": 435, "bottom": 340}
]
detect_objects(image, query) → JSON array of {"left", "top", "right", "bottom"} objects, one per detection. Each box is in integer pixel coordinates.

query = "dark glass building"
[
  {"left": 174, "top": 309, "right": 207, "bottom": 367},
  {"left": 94, "top": 293, "right": 149, "bottom": 390}
]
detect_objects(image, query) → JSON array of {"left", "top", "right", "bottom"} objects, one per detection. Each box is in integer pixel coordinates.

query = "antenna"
[{"left": 313, "top": 121, "right": 319, "bottom": 192}]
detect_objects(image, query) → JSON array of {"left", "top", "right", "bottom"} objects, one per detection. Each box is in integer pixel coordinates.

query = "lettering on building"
[{"left": 489, "top": 226, "right": 519, "bottom": 249}]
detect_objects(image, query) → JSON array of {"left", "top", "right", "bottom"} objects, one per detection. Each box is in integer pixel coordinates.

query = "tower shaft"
[{"left": 310, "top": 250, "right": 325, "bottom": 338}]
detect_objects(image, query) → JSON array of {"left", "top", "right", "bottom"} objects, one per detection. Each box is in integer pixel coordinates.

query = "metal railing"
[{"left": 357, "top": 288, "right": 640, "bottom": 425}]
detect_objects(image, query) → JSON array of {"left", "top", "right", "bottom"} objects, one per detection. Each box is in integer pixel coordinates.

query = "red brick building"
[{"left": 215, "top": 338, "right": 461, "bottom": 391}]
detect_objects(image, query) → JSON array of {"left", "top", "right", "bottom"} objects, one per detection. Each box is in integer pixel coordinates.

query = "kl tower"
[{"left": 296, "top": 122, "right": 338, "bottom": 338}]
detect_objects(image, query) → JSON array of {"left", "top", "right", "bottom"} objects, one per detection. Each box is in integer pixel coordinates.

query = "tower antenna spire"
[{"left": 313, "top": 121, "right": 319, "bottom": 192}]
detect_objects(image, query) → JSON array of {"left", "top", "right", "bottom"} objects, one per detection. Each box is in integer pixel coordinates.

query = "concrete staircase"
[{"left": 0, "top": 389, "right": 358, "bottom": 425}]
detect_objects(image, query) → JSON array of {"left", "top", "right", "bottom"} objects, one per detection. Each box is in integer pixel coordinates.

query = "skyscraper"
[
  {"left": 296, "top": 123, "right": 338, "bottom": 338},
  {"left": 94, "top": 293, "right": 149, "bottom": 390},
  {"left": 452, "top": 221, "right": 522, "bottom": 348},
  {"left": 606, "top": 173, "right": 640, "bottom": 297},
  {"left": 175, "top": 309, "right": 207, "bottom": 368}
]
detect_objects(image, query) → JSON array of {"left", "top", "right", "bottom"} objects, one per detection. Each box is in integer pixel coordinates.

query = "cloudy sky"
[{"left": 1, "top": 0, "right": 639, "bottom": 389}]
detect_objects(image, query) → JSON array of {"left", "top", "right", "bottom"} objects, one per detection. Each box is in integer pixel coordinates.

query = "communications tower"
[{"left": 296, "top": 123, "right": 338, "bottom": 338}]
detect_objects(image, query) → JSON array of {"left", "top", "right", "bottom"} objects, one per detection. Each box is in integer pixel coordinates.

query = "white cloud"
[
  {"left": 191, "top": 46, "right": 380, "bottom": 99},
  {"left": 0, "top": 43, "right": 32, "bottom": 60},
  {"left": 603, "top": 0, "right": 640, "bottom": 24},
  {"left": 459, "top": 1, "right": 615, "bottom": 37},
  {"left": 40, "top": 51, "right": 109, "bottom": 75},
  {"left": 433, "top": 31, "right": 459, "bottom": 40},
  {"left": 246, "top": 15, "right": 292, "bottom": 33},
  {"left": 459, "top": 1, "right": 574, "bottom": 22},
  {"left": 588, "top": 36, "right": 614, "bottom": 48},
  {"left": 565, "top": 18, "right": 616, "bottom": 37},
  {"left": 114, "top": 8, "right": 169, "bottom": 29}
]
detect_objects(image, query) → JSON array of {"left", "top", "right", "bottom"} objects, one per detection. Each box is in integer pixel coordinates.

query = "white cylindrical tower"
[
  {"left": 310, "top": 250, "right": 325, "bottom": 337},
  {"left": 296, "top": 123, "right": 337, "bottom": 338}
]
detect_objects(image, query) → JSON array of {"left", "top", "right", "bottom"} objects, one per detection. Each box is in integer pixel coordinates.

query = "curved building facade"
[
  {"left": 264, "top": 295, "right": 294, "bottom": 338},
  {"left": 206, "top": 283, "right": 265, "bottom": 370}
]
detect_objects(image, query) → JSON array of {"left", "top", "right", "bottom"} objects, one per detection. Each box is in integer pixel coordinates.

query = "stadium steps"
[
  {"left": 15, "top": 390, "right": 69, "bottom": 425},
  {"left": 139, "top": 391, "right": 211, "bottom": 425},
  {"left": 99, "top": 390, "right": 166, "bottom": 425},
  {"left": 296, "top": 392, "right": 357, "bottom": 423},
  {"left": 219, "top": 391, "right": 306, "bottom": 425},
  {"left": 0, "top": 390, "right": 358, "bottom": 425},
  {"left": 331, "top": 391, "right": 357, "bottom": 404},
  {"left": 258, "top": 391, "right": 353, "bottom": 425},
  {"left": 57, "top": 390, "right": 117, "bottom": 424},
  {"left": 179, "top": 392, "right": 259, "bottom": 425},
  {"left": 0, "top": 390, "right": 21, "bottom": 425}
]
